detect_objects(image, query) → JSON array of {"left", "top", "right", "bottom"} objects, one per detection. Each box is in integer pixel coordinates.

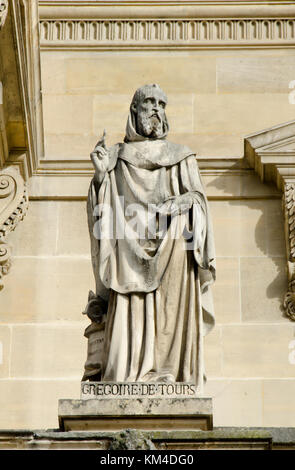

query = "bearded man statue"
[{"left": 83, "top": 84, "right": 215, "bottom": 392}]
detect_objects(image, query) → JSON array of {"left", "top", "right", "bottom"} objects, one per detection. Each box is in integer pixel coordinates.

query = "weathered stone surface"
[
  {"left": 0, "top": 258, "right": 93, "bottom": 322},
  {"left": 0, "top": 428, "right": 276, "bottom": 450},
  {"left": 10, "top": 323, "right": 88, "bottom": 377},
  {"left": 8, "top": 201, "right": 58, "bottom": 256},
  {"left": 204, "top": 379, "right": 263, "bottom": 427},
  {"left": 222, "top": 325, "right": 295, "bottom": 377},
  {"left": 81, "top": 382, "right": 199, "bottom": 399},
  {"left": 108, "top": 429, "right": 156, "bottom": 450},
  {"left": 65, "top": 56, "right": 216, "bottom": 94},
  {"left": 43, "top": 94, "right": 93, "bottom": 135},
  {"left": 211, "top": 258, "right": 240, "bottom": 324},
  {"left": 0, "top": 325, "right": 10, "bottom": 378},
  {"left": 240, "top": 257, "right": 288, "bottom": 323},
  {"left": 58, "top": 396, "right": 213, "bottom": 431},
  {"left": 263, "top": 380, "right": 295, "bottom": 427},
  {"left": 0, "top": 379, "right": 80, "bottom": 429},
  {"left": 217, "top": 56, "right": 295, "bottom": 94}
]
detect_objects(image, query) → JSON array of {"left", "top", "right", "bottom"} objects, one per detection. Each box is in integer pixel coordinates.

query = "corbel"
[
  {"left": 0, "top": 166, "right": 28, "bottom": 289},
  {"left": 245, "top": 120, "right": 295, "bottom": 321}
]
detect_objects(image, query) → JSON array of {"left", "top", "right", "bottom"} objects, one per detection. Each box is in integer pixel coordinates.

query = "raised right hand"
[{"left": 90, "top": 145, "right": 109, "bottom": 178}]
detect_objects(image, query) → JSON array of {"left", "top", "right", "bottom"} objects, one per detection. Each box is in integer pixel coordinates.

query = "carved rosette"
[
  {"left": 0, "top": 168, "right": 28, "bottom": 290},
  {"left": 283, "top": 182, "right": 295, "bottom": 320},
  {"left": 0, "top": 0, "right": 8, "bottom": 30}
]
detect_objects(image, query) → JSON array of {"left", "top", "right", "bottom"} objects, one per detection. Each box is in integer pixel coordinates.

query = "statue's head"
[{"left": 126, "top": 84, "right": 169, "bottom": 141}]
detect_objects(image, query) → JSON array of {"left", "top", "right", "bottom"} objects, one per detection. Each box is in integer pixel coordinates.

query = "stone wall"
[
  {"left": 1, "top": 0, "right": 295, "bottom": 430},
  {"left": 1, "top": 179, "right": 293, "bottom": 429},
  {"left": 41, "top": 50, "right": 295, "bottom": 159}
]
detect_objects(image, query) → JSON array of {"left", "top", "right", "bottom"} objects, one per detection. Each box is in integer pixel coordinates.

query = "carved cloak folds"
[{"left": 86, "top": 131, "right": 215, "bottom": 390}]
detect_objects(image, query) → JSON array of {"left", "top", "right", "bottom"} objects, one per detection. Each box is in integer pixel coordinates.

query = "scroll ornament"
[
  {"left": 283, "top": 182, "right": 295, "bottom": 321},
  {"left": 0, "top": 168, "right": 28, "bottom": 290},
  {"left": 0, "top": 1, "right": 8, "bottom": 30}
]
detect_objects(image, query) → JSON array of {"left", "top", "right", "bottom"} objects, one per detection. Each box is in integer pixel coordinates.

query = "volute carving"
[
  {"left": 0, "top": 167, "right": 28, "bottom": 290},
  {"left": 283, "top": 182, "right": 295, "bottom": 321}
]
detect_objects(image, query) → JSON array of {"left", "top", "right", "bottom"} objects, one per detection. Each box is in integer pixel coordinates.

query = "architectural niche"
[{"left": 245, "top": 120, "right": 295, "bottom": 321}]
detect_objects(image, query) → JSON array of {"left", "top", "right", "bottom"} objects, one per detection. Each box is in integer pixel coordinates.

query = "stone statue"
[
  {"left": 83, "top": 84, "right": 215, "bottom": 391},
  {"left": 0, "top": 1, "right": 8, "bottom": 31}
]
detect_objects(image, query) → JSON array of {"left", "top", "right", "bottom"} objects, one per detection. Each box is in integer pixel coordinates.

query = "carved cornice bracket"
[
  {"left": 283, "top": 182, "right": 295, "bottom": 321},
  {"left": 0, "top": 167, "right": 28, "bottom": 290},
  {"left": 245, "top": 120, "right": 295, "bottom": 321}
]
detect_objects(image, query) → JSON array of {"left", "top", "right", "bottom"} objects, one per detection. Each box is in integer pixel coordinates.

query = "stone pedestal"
[{"left": 58, "top": 382, "right": 213, "bottom": 432}]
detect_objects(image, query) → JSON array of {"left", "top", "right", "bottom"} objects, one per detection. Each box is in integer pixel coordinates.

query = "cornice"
[
  {"left": 38, "top": 1, "right": 295, "bottom": 20},
  {"left": 245, "top": 120, "right": 295, "bottom": 190},
  {"left": 39, "top": 18, "right": 295, "bottom": 50},
  {"left": 39, "top": 0, "right": 295, "bottom": 50}
]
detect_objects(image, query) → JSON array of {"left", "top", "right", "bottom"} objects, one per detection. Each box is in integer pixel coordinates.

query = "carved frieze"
[
  {"left": 39, "top": 18, "right": 295, "bottom": 48},
  {"left": 0, "top": 168, "right": 28, "bottom": 289}
]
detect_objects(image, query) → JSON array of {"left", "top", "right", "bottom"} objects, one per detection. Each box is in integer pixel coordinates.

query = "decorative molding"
[
  {"left": 283, "top": 182, "right": 295, "bottom": 321},
  {"left": 0, "top": 1, "right": 44, "bottom": 179},
  {"left": 34, "top": 156, "right": 246, "bottom": 177},
  {"left": 10, "top": 0, "right": 44, "bottom": 175},
  {"left": 39, "top": 18, "right": 295, "bottom": 49},
  {"left": 38, "top": 0, "right": 295, "bottom": 49},
  {"left": 0, "top": 167, "right": 28, "bottom": 290},
  {"left": 0, "top": 0, "right": 8, "bottom": 30},
  {"left": 38, "top": 1, "right": 295, "bottom": 21}
]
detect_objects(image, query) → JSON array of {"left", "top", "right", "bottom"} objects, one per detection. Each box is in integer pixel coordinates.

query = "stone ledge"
[
  {"left": 0, "top": 427, "right": 277, "bottom": 450},
  {"left": 58, "top": 397, "right": 213, "bottom": 432}
]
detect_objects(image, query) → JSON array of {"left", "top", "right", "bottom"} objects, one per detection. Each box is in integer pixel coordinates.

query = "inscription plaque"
[{"left": 81, "top": 381, "right": 199, "bottom": 400}]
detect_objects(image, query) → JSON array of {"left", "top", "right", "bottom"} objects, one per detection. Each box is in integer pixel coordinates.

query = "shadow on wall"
[{"left": 206, "top": 169, "right": 287, "bottom": 320}]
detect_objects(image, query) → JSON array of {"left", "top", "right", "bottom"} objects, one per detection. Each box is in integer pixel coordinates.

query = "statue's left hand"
[{"left": 157, "top": 193, "right": 195, "bottom": 217}]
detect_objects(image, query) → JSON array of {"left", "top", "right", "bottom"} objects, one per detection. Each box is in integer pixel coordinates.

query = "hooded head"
[{"left": 124, "top": 84, "right": 169, "bottom": 143}]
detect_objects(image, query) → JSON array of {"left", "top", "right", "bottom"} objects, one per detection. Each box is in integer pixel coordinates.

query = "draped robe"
[{"left": 86, "top": 136, "right": 216, "bottom": 390}]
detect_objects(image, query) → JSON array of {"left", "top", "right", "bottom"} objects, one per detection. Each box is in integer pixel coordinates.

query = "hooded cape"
[{"left": 86, "top": 110, "right": 216, "bottom": 385}]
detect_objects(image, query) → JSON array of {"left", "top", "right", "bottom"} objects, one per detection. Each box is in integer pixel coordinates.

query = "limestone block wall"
[
  {"left": 41, "top": 50, "right": 295, "bottom": 159},
  {"left": 1, "top": 1, "right": 295, "bottom": 431},
  {"left": 1, "top": 176, "right": 294, "bottom": 429}
]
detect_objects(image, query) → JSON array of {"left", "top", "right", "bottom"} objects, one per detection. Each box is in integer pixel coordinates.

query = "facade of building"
[{"left": 1, "top": 0, "right": 295, "bottom": 447}]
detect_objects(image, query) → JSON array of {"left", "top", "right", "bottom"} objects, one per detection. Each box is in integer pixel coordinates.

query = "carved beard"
[{"left": 136, "top": 112, "right": 164, "bottom": 138}]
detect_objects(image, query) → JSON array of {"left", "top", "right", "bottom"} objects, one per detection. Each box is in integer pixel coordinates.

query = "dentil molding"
[
  {"left": 39, "top": 18, "right": 295, "bottom": 49},
  {"left": 38, "top": 0, "right": 295, "bottom": 49}
]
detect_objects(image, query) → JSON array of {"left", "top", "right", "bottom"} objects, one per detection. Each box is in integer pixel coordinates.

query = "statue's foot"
[
  {"left": 156, "top": 374, "right": 175, "bottom": 383},
  {"left": 140, "top": 372, "right": 175, "bottom": 383}
]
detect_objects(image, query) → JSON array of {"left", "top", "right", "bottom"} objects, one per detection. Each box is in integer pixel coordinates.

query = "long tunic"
[{"left": 87, "top": 139, "right": 215, "bottom": 390}]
